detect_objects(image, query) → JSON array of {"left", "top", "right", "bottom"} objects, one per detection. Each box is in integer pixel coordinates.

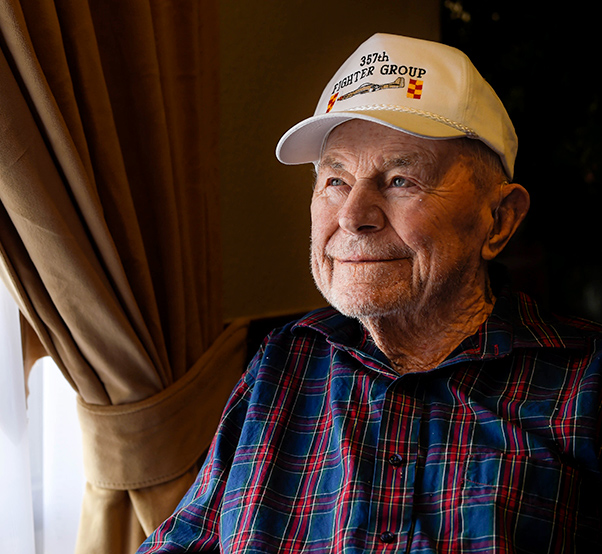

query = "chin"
[
  {"left": 321, "top": 285, "right": 412, "bottom": 321},
  {"left": 311, "top": 254, "right": 420, "bottom": 321}
]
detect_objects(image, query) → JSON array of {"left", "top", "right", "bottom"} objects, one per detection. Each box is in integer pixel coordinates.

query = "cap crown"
[{"left": 277, "top": 34, "right": 517, "bottom": 178}]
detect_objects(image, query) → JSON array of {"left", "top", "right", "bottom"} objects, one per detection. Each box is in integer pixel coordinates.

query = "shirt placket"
[{"left": 367, "top": 378, "right": 423, "bottom": 551}]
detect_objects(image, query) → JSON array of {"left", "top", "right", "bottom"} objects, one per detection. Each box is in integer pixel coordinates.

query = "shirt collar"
[
  {"left": 292, "top": 308, "right": 392, "bottom": 370},
  {"left": 293, "top": 289, "right": 596, "bottom": 370}
]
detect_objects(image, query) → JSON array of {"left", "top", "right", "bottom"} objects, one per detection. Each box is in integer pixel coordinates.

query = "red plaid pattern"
[{"left": 138, "top": 290, "right": 602, "bottom": 553}]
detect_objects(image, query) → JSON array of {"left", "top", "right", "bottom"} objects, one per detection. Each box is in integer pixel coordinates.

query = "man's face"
[{"left": 310, "top": 120, "right": 496, "bottom": 320}]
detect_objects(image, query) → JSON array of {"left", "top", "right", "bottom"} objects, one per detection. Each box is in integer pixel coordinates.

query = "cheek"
[
  {"left": 310, "top": 200, "right": 337, "bottom": 250},
  {"left": 310, "top": 207, "right": 332, "bottom": 275},
  {"left": 415, "top": 208, "right": 488, "bottom": 268},
  {"left": 388, "top": 207, "right": 437, "bottom": 251},
  {"left": 446, "top": 205, "right": 490, "bottom": 253},
  {"left": 390, "top": 205, "right": 480, "bottom": 267}
]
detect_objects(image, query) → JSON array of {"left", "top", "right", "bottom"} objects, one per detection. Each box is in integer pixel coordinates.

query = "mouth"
[
  {"left": 323, "top": 239, "right": 413, "bottom": 266},
  {"left": 335, "top": 257, "right": 407, "bottom": 264}
]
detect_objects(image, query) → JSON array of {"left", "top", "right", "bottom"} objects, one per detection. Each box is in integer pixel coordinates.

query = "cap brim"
[{"left": 276, "top": 110, "right": 467, "bottom": 165}]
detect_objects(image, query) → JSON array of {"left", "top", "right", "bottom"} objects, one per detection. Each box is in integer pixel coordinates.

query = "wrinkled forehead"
[{"left": 317, "top": 120, "right": 465, "bottom": 179}]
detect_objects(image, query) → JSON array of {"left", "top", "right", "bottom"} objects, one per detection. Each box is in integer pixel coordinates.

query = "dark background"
[{"left": 441, "top": 1, "right": 601, "bottom": 321}]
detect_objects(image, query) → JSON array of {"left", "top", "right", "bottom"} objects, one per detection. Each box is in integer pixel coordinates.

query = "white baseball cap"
[{"left": 276, "top": 33, "right": 517, "bottom": 178}]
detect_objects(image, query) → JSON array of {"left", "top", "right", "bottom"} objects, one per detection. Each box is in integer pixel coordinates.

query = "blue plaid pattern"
[{"left": 138, "top": 291, "right": 602, "bottom": 553}]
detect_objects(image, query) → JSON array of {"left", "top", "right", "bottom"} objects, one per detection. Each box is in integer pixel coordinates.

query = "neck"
[{"left": 360, "top": 277, "right": 496, "bottom": 375}]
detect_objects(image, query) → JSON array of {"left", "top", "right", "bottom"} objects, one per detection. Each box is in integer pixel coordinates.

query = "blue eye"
[
  {"left": 327, "top": 177, "right": 345, "bottom": 187},
  {"left": 390, "top": 176, "right": 413, "bottom": 188}
]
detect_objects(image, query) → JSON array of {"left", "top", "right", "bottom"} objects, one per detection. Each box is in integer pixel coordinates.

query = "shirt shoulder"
[
  {"left": 493, "top": 289, "right": 602, "bottom": 349},
  {"left": 244, "top": 307, "right": 342, "bottom": 382},
  {"left": 248, "top": 306, "right": 363, "bottom": 363}
]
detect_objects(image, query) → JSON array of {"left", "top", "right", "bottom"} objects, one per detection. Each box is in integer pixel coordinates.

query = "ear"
[{"left": 481, "top": 183, "right": 530, "bottom": 261}]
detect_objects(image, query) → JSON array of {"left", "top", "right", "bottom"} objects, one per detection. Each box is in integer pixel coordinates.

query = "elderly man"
[{"left": 138, "top": 34, "right": 602, "bottom": 553}]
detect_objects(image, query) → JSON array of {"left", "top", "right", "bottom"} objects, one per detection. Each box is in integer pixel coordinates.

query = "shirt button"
[
  {"left": 388, "top": 453, "right": 403, "bottom": 466},
  {"left": 380, "top": 531, "right": 396, "bottom": 543}
]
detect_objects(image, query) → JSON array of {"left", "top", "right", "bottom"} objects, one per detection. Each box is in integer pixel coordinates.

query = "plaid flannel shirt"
[{"left": 138, "top": 290, "right": 602, "bottom": 553}]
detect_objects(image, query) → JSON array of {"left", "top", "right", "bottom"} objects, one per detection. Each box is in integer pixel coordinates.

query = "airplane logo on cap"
[{"left": 337, "top": 77, "right": 404, "bottom": 102}]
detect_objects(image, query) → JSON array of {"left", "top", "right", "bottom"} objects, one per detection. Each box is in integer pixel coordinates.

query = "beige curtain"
[{"left": 0, "top": 1, "right": 248, "bottom": 552}]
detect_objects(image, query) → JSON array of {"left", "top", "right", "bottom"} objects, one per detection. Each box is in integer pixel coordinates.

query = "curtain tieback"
[{"left": 76, "top": 318, "right": 249, "bottom": 490}]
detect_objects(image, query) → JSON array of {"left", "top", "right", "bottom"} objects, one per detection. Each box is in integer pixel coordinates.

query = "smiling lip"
[{"left": 335, "top": 257, "right": 406, "bottom": 263}]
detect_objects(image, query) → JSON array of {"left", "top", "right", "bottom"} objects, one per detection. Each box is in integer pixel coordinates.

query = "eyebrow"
[
  {"left": 382, "top": 157, "right": 416, "bottom": 170},
  {"left": 316, "top": 156, "right": 346, "bottom": 172},
  {"left": 317, "top": 155, "right": 418, "bottom": 173}
]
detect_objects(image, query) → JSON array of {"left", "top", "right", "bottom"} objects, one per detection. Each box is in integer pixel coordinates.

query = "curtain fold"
[{"left": 0, "top": 1, "right": 246, "bottom": 552}]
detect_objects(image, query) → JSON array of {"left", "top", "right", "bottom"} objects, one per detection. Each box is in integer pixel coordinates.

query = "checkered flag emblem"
[{"left": 407, "top": 79, "right": 423, "bottom": 99}]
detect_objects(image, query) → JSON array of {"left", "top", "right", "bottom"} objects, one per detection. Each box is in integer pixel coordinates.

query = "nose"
[{"left": 338, "top": 183, "right": 385, "bottom": 234}]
